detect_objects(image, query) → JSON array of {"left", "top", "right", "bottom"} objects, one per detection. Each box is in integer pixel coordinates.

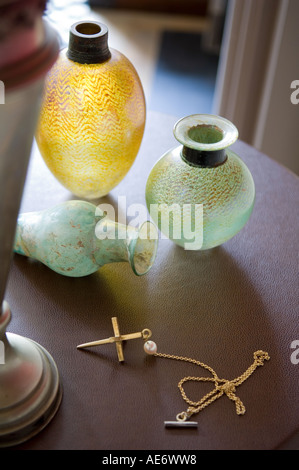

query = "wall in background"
[
  {"left": 214, "top": 0, "right": 299, "bottom": 175},
  {"left": 253, "top": 0, "right": 299, "bottom": 175}
]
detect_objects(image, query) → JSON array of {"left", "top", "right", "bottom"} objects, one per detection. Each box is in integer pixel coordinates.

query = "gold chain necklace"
[
  {"left": 77, "top": 317, "right": 270, "bottom": 428},
  {"left": 153, "top": 349, "right": 270, "bottom": 427}
]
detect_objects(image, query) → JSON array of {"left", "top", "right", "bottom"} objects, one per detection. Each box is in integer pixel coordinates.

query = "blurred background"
[{"left": 44, "top": 0, "right": 298, "bottom": 174}]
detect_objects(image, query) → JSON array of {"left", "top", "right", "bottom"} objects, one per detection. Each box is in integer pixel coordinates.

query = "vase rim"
[
  {"left": 173, "top": 114, "right": 238, "bottom": 151},
  {"left": 129, "top": 221, "right": 158, "bottom": 276},
  {"left": 71, "top": 21, "right": 108, "bottom": 38}
]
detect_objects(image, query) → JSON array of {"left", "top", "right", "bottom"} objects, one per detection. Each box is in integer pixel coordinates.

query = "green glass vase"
[
  {"left": 145, "top": 115, "right": 255, "bottom": 250},
  {"left": 14, "top": 200, "right": 158, "bottom": 277}
]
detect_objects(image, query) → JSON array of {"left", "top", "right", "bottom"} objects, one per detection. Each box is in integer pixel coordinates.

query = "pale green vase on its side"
[
  {"left": 14, "top": 200, "right": 158, "bottom": 277},
  {"left": 145, "top": 115, "right": 255, "bottom": 250}
]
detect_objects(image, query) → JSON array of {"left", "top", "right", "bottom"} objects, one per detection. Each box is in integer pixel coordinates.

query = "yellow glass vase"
[{"left": 36, "top": 21, "right": 146, "bottom": 199}]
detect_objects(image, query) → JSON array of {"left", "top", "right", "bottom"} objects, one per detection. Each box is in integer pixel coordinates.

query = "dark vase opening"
[{"left": 67, "top": 21, "right": 111, "bottom": 64}]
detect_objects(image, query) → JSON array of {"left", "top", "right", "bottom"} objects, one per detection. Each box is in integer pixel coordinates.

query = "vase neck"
[
  {"left": 181, "top": 146, "right": 227, "bottom": 168},
  {"left": 173, "top": 116, "right": 238, "bottom": 168},
  {"left": 66, "top": 21, "right": 111, "bottom": 64},
  {"left": 94, "top": 219, "right": 158, "bottom": 276}
]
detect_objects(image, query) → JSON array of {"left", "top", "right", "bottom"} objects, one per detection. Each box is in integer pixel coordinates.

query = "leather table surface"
[{"left": 5, "top": 111, "right": 299, "bottom": 450}]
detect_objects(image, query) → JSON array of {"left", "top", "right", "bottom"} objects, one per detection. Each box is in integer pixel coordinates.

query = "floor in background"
[{"left": 148, "top": 31, "right": 219, "bottom": 117}]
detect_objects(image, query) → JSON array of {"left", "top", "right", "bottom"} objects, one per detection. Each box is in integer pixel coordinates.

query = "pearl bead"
[{"left": 144, "top": 340, "right": 157, "bottom": 355}]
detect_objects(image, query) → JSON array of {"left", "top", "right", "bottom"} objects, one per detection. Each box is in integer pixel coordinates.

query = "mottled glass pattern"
[
  {"left": 14, "top": 201, "right": 158, "bottom": 277},
  {"left": 36, "top": 49, "right": 145, "bottom": 199},
  {"left": 146, "top": 116, "right": 255, "bottom": 250}
]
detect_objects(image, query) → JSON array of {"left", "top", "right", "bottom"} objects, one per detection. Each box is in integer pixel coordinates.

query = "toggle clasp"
[{"left": 164, "top": 409, "right": 198, "bottom": 428}]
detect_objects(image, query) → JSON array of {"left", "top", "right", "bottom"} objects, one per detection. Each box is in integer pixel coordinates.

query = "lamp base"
[{"left": 0, "top": 304, "right": 62, "bottom": 448}]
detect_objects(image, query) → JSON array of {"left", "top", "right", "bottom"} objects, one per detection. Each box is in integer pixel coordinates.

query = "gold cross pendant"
[{"left": 77, "top": 317, "right": 152, "bottom": 362}]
